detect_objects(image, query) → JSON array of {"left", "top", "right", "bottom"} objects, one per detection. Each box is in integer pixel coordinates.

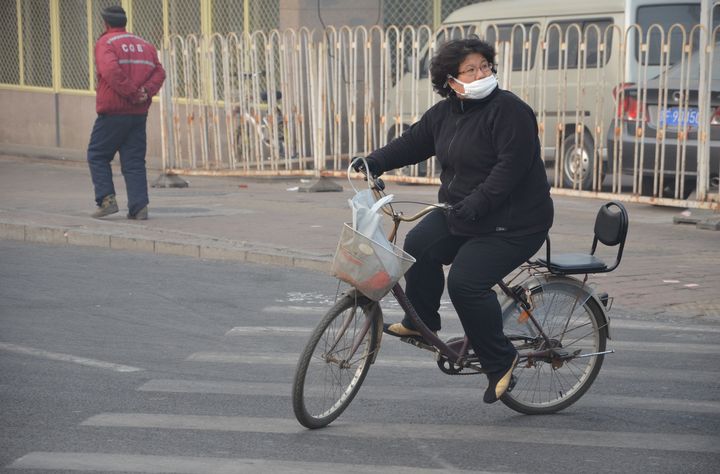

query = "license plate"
[{"left": 660, "top": 107, "right": 699, "bottom": 127}]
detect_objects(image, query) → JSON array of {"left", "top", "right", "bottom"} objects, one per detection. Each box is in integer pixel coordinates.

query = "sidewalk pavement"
[{"left": 1, "top": 154, "right": 719, "bottom": 323}]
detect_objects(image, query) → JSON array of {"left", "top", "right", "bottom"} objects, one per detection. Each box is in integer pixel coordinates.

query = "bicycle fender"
[
  {"left": 367, "top": 301, "right": 384, "bottom": 364},
  {"left": 348, "top": 289, "right": 384, "bottom": 364},
  {"left": 500, "top": 275, "right": 611, "bottom": 340}
]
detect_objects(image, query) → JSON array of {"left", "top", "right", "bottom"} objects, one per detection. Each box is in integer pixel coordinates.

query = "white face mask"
[{"left": 450, "top": 74, "right": 498, "bottom": 100}]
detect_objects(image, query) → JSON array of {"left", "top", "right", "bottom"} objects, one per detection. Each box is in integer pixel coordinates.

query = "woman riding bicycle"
[{"left": 354, "top": 38, "right": 553, "bottom": 403}]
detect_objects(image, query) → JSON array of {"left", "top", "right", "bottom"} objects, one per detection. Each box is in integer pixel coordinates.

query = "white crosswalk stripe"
[
  {"left": 9, "top": 452, "right": 496, "bottom": 474},
  {"left": 7, "top": 302, "right": 719, "bottom": 473},
  {"left": 184, "top": 351, "right": 717, "bottom": 382},
  {"left": 261, "top": 306, "right": 720, "bottom": 333},
  {"left": 80, "top": 413, "right": 720, "bottom": 454},
  {"left": 224, "top": 324, "right": 715, "bottom": 354},
  {"left": 137, "top": 378, "right": 720, "bottom": 414}
]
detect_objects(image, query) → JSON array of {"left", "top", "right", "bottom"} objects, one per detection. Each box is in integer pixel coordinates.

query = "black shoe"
[{"left": 483, "top": 353, "right": 519, "bottom": 404}]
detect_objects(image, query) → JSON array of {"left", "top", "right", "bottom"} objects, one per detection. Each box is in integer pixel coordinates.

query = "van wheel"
[{"left": 561, "top": 133, "right": 603, "bottom": 190}]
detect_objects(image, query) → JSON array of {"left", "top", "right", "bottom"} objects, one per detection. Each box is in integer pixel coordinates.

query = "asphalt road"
[{"left": 1, "top": 240, "right": 719, "bottom": 473}]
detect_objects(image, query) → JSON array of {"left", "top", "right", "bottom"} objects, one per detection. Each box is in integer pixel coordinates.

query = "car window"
[
  {"left": 484, "top": 23, "right": 540, "bottom": 71},
  {"left": 545, "top": 19, "right": 614, "bottom": 70},
  {"left": 636, "top": 4, "right": 720, "bottom": 66},
  {"left": 665, "top": 43, "right": 720, "bottom": 80}
]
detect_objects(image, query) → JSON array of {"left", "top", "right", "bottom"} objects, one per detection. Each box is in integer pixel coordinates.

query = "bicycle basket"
[{"left": 331, "top": 223, "right": 416, "bottom": 301}]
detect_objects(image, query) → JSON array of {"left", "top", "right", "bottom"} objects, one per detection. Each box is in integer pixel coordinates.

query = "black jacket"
[{"left": 368, "top": 88, "right": 553, "bottom": 236}]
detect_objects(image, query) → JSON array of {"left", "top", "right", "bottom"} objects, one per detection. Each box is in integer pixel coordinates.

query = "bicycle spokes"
[
  {"left": 501, "top": 280, "right": 607, "bottom": 414},
  {"left": 293, "top": 293, "right": 380, "bottom": 428}
]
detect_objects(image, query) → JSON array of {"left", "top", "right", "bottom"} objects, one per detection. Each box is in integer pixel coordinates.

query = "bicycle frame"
[
  {"left": 293, "top": 172, "right": 618, "bottom": 427},
  {"left": 329, "top": 175, "right": 565, "bottom": 372}
]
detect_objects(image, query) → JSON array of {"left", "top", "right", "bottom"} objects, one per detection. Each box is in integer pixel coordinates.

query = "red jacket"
[{"left": 94, "top": 27, "right": 166, "bottom": 115}]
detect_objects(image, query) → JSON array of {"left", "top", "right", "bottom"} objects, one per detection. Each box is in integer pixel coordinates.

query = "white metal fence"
[{"left": 159, "top": 22, "right": 720, "bottom": 209}]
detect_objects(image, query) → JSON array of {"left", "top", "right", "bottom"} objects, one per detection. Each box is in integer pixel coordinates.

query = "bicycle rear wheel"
[
  {"left": 292, "top": 290, "right": 381, "bottom": 429},
  {"left": 500, "top": 279, "right": 608, "bottom": 414}
]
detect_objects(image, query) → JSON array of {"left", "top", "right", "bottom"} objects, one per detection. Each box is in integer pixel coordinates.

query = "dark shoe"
[
  {"left": 91, "top": 194, "right": 119, "bottom": 218},
  {"left": 127, "top": 206, "right": 148, "bottom": 220},
  {"left": 483, "top": 353, "right": 519, "bottom": 404}
]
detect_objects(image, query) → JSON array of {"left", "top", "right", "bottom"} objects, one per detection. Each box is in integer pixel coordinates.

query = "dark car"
[{"left": 607, "top": 46, "right": 720, "bottom": 198}]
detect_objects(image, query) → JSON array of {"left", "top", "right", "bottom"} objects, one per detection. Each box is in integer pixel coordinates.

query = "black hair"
[
  {"left": 430, "top": 38, "right": 496, "bottom": 98},
  {"left": 101, "top": 5, "right": 127, "bottom": 28}
]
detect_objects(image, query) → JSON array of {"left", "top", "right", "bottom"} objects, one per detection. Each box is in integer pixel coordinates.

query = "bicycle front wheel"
[
  {"left": 500, "top": 279, "right": 608, "bottom": 415},
  {"left": 292, "top": 291, "right": 381, "bottom": 429}
]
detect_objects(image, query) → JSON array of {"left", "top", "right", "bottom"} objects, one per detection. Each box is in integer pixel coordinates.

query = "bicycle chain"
[{"left": 437, "top": 357, "right": 483, "bottom": 376}]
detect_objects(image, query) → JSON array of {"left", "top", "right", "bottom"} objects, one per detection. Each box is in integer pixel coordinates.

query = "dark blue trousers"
[
  {"left": 87, "top": 114, "right": 149, "bottom": 216},
  {"left": 401, "top": 209, "right": 547, "bottom": 373}
]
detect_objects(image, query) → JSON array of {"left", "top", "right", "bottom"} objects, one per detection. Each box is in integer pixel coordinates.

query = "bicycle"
[
  {"left": 292, "top": 162, "right": 628, "bottom": 429},
  {"left": 232, "top": 72, "right": 288, "bottom": 163}
]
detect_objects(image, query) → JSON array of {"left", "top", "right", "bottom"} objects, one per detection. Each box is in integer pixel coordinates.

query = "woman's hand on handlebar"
[
  {"left": 351, "top": 157, "right": 383, "bottom": 178},
  {"left": 449, "top": 193, "right": 482, "bottom": 221}
]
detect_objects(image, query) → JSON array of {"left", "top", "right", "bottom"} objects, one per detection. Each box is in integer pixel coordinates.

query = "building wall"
[
  {"left": 279, "top": 0, "right": 383, "bottom": 30},
  {"left": 0, "top": 91, "right": 56, "bottom": 148},
  {"left": 0, "top": 89, "right": 164, "bottom": 167}
]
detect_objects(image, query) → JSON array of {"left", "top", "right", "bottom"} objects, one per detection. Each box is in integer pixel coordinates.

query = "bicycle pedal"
[
  {"left": 506, "top": 374, "right": 517, "bottom": 393},
  {"left": 399, "top": 336, "right": 435, "bottom": 352}
]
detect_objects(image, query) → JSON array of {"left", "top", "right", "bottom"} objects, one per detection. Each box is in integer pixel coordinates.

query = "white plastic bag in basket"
[
  {"left": 348, "top": 188, "right": 400, "bottom": 277},
  {"left": 349, "top": 189, "right": 394, "bottom": 252}
]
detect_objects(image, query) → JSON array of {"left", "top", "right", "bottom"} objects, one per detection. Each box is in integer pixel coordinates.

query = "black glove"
[
  {"left": 452, "top": 194, "right": 482, "bottom": 222},
  {"left": 351, "top": 157, "right": 383, "bottom": 177}
]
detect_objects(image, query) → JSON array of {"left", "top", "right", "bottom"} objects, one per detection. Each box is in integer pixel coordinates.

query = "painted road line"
[
  {"left": 8, "top": 452, "right": 494, "bottom": 474},
  {"left": 0, "top": 342, "right": 143, "bottom": 373},
  {"left": 80, "top": 413, "right": 720, "bottom": 453},
  {"left": 185, "top": 352, "right": 717, "bottom": 383},
  {"left": 230, "top": 326, "right": 719, "bottom": 357},
  {"left": 263, "top": 306, "right": 720, "bottom": 334},
  {"left": 225, "top": 326, "right": 312, "bottom": 336},
  {"left": 137, "top": 378, "right": 720, "bottom": 414},
  {"left": 609, "top": 319, "right": 720, "bottom": 334},
  {"left": 186, "top": 351, "right": 433, "bottom": 366},
  {"left": 185, "top": 351, "right": 715, "bottom": 378},
  {"left": 607, "top": 340, "right": 713, "bottom": 354},
  {"left": 220, "top": 326, "right": 717, "bottom": 354}
]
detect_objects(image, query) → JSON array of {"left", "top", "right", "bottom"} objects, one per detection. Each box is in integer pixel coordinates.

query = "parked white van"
[{"left": 387, "top": 0, "right": 714, "bottom": 190}]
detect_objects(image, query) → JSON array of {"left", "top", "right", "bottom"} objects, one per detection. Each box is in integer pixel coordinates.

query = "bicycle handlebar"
[{"left": 350, "top": 156, "right": 450, "bottom": 232}]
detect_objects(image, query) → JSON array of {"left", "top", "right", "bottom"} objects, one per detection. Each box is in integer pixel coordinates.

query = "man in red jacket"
[{"left": 87, "top": 5, "right": 166, "bottom": 220}]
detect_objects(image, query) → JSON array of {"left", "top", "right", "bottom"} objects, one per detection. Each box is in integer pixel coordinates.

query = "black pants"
[{"left": 401, "top": 209, "right": 547, "bottom": 373}]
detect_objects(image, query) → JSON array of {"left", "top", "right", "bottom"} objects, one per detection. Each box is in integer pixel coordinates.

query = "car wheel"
[{"left": 561, "top": 133, "right": 603, "bottom": 190}]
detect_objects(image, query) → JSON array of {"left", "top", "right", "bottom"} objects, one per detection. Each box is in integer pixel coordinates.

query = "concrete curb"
[{"left": 0, "top": 221, "right": 332, "bottom": 273}]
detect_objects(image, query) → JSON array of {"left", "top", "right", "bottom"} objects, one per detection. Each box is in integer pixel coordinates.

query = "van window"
[
  {"left": 484, "top": 23, "right": 540, "bottom": 71},
  {"left": 636, "top": 4, "right": 720, "bottom": 66},
  {"left": 436, "top": 24, "right": 477, "bottom": 45},
  {"left": 417, "top": 24, "right": 477, "bottom": 78},
  {"left": 545, "top": 19, "right": 614, "bottom": 69}
]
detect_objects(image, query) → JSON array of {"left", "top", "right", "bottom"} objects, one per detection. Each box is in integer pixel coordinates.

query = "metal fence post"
[
  {"left": 300, "top": 34, "right": 342, "bottom": 192},
  {"left": 152, "top": 46, "right": 188, "bottom": 188},
  {"left": 695, "top": 0, "right": 713, "bottom": 201}
]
